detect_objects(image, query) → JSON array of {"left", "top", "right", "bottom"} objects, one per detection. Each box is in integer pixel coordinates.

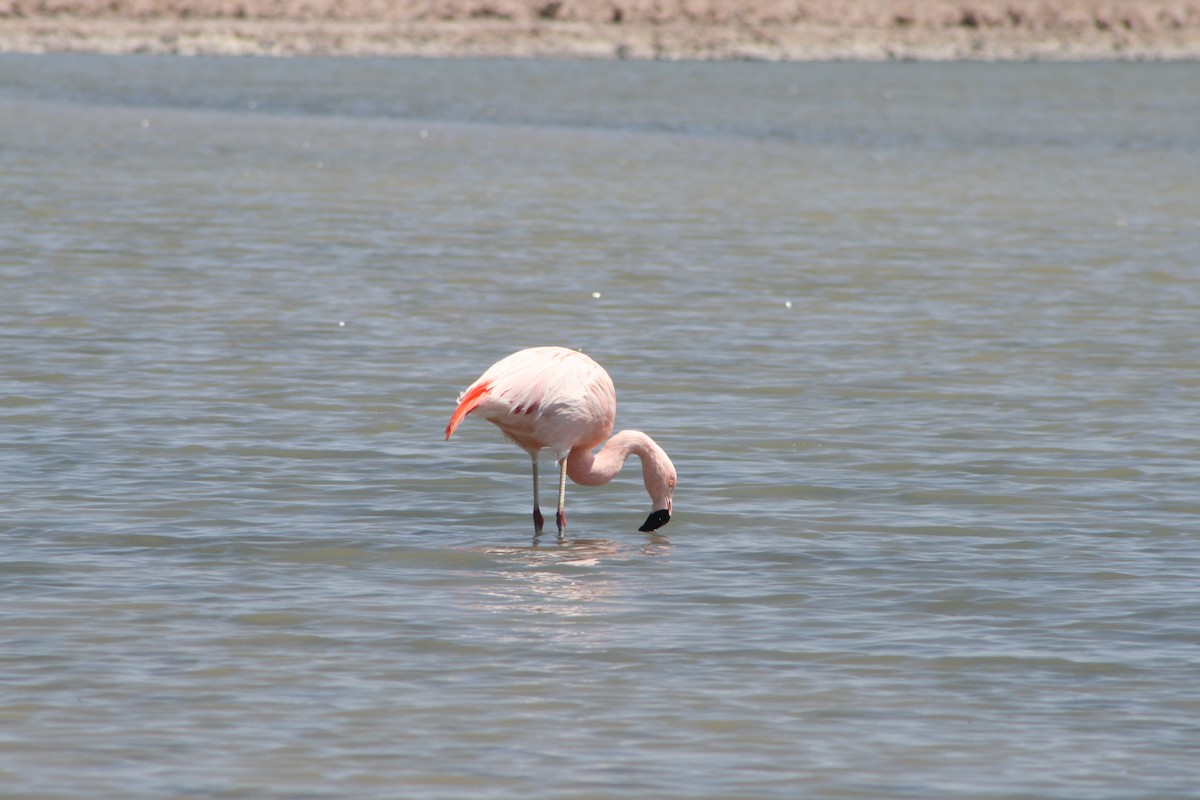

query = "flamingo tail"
[{"left": 445, "top": 381, "right": 491, "bottom": 440}]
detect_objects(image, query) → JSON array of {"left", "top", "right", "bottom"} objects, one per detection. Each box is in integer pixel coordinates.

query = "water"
[{"left": 2, "top": 55, "right": 1199, "bottom": 798}]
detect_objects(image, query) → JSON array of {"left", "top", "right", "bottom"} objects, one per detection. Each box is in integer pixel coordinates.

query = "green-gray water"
[{"left": 2, "top": 55, "right": 1198, "bottom": 798}]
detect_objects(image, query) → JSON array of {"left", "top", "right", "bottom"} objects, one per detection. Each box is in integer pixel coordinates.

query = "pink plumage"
[{"left": 446, "top": 347, "right": 676, "bottom": 534}]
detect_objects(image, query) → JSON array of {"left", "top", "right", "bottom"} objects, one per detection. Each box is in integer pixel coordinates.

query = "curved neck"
[
  {"left": 566, "top": 430, "right": 675, "bottom": 511},
  {"left": 565, "top": 430, "right": 648, "bottom": 487}
]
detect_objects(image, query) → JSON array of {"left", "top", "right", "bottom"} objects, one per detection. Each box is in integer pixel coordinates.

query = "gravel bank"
[{"left": 2, "top": 0, "right": 1198, "bottom": 59}]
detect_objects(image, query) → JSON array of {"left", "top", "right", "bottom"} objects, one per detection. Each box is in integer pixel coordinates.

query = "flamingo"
[{"left": 445, "top": 346, "right": 676, "bottom": 534}]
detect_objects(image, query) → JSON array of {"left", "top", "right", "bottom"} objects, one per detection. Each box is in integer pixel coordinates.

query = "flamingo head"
[{"left": 638, "top": 466, "right": 675, "bottom": 532}]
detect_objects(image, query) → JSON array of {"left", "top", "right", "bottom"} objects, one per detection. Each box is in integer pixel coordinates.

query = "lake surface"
[{"left": 2, "top": 55, "right": 1199, "bottom": 798}]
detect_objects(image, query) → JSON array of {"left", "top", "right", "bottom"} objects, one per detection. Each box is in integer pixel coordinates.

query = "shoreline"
[{"left": 2, "top": 2, "right": 1199, "bottom": 60}]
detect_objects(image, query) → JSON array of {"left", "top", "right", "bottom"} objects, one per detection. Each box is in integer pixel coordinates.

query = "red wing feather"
[{"left": 445, "top": 381, "right": 491, "bottom": 440}]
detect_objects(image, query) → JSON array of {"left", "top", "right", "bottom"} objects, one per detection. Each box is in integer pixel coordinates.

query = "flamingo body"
[{"left": 446, "top": 347, "right": 675, "bottom": 534}]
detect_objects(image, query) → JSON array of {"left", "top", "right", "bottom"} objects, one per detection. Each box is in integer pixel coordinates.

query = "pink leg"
[
  {"left": 555, "top": 458, "right": 567, "bottom": 535},
  {"left": 531, "top": 456, "right": 544, "bottom": 533}
]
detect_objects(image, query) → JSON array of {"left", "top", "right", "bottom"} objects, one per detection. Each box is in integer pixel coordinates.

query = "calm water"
[{"left": 2, "top": 55, "right": 1199, "bottom": 798}]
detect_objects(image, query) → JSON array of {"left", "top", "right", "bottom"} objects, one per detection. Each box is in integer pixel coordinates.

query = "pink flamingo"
[{"left": 445, "top": 346, "right": 676, "bottom": 534}]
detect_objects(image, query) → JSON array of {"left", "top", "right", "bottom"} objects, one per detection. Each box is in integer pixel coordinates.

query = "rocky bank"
[{"left": 2, "top": 0, "right": 1199, "bottom": 59}]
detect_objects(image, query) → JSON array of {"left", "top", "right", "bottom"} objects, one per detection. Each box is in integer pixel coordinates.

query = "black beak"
[{"left": 639, "top": 509, "right": 671, "bottom": 532}]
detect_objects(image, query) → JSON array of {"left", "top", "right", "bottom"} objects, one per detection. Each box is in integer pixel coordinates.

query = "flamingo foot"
[
  {"left": 555, "top": 508, "right": 566, "bottom": 536},
  {"left": 533, "top": 506, "right": 544, "bottom": 533}
]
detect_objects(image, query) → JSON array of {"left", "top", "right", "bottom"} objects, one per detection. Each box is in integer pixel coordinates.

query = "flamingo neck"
[{"left": 566, "top": 430, "right": 674, "bottom": 509}]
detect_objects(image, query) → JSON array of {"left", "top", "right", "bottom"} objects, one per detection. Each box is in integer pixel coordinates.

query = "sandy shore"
[{"left": 2, "top": 1, "right": 1199, "bottom": 60}]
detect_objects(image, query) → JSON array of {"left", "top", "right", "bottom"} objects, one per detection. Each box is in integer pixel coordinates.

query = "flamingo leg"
[
  {"left": 555, "top": 458, "right": 568, "bottom": 536},
  {"left": 531, "top": 455, "right": 544, "bottom": 533}
]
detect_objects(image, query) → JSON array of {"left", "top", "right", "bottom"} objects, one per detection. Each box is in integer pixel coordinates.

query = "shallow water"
[{"left": 2, "top": 55, "right": 1199, "bottom": 798}]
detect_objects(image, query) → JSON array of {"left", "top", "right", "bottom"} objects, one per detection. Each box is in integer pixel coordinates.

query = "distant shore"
[{"left": 2, "top": 1, "right": 1199, "bottom": 60}]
